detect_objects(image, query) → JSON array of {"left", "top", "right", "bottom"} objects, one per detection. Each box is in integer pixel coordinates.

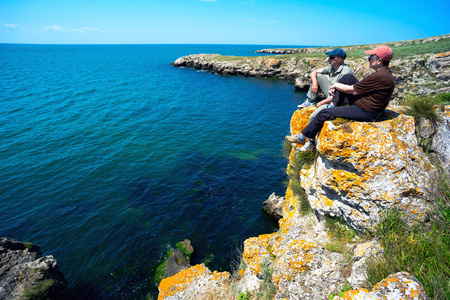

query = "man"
[
  {"left": 298, "top": 48, "right": 353, "bottom": 109},
  {"left": 286, "top": 45, "right": 395, "bottom": 146}
]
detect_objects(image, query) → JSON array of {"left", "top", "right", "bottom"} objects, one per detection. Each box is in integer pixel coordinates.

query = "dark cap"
[{"left": 325, "top": 48, "right": 347, "bottom": 59}]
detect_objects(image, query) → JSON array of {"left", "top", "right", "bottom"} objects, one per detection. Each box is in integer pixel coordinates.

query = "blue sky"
[{"left": 1, "top": 0, "right": 449, "bottom": 46}]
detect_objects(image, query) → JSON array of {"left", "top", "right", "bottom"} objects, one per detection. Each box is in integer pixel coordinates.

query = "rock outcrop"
[
  {"left": 157, "top": 103, "right": 445, "bottom": 299},
  {"left": 293, "top": 107, "right": 437, "bottom": 230},
  {"left": 0, "top": 238, "right": 67, "bottom": 300},
  {"left": 263, "top": 193, "right": 284, "bottom": 220},
  {"left": 171, "top": 34, "right": 450, "bottom": 102},
  {"left": 431, "top": 106, "right": 450, "bottom": 178},
  {"left": 338, "top": 272, "right": 430, "bottom": 300},
  {"left": 155, "top": 239, "right": 194, "bottom": 283}
]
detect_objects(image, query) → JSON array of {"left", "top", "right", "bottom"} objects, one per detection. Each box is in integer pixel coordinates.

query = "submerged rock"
[
  {"left": 0, "top": 237, "right": 67, "bottom": 300},
  {"left": 154, "top": 239, "right": 194, "bottom": 284}
]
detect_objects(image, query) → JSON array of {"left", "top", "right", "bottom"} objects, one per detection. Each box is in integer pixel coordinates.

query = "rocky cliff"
[
  {"left": 157, "top": 103, "right": 448, "bottom": 299},
  {"left": 0, "top": 238, "right": 67, "bottom": 300},
  {"left": 171, "top": 34, "right": 450, "bottom": 102}
]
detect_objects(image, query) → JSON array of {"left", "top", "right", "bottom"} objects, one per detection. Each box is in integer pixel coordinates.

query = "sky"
[{"left": 1, "top": 0, "right": 449, "bottom": 46}]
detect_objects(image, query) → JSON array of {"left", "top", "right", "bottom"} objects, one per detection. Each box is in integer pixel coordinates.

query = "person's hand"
[
  {"left": 316, "top": 100, "right": 325, "bottom": 107},
  {"left": 311, "top": 82, "right": 318, "bottom": 94},
  {"left": 330, "top": 85, "right": 336, "bottom": 96}
]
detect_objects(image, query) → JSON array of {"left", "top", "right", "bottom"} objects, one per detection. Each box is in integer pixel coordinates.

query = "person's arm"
[
  {"left": 316, "top": 96, "right": 332, "bottom": 107},
  {"left": 332, "top": 82, "right": 358, "bottom": 95},
  {"left": 310, "top": 69, "right": 321, "bottom": 94}
]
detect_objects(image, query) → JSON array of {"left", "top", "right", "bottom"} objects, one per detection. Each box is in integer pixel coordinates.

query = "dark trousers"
[
  {"left": 332, "top": 74, "right": 360, "bottom": 106},
  {"left": 301, "top": 74, "right": 381, "bottom": 139}
]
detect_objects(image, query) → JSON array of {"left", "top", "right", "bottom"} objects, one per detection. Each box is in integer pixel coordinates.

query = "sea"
[{"left": 0, "top": 44, "right": 307, "bottom": 299}]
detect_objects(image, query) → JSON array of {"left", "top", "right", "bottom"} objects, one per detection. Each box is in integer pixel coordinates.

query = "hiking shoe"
[
  {"left": 300, "top": 141, "right": 315, "bottom": 151},
  {"left": 298, "top": 100, "right": 314, "bottom": 108},
  {"left": 285, "top": 135, "right": 306, "bottom": 145}
]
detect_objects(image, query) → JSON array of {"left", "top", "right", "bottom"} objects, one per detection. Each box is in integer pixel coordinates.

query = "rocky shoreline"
[
  {"left": 171, "top": 34, "right": 450, "bottom": 103},
  {"left": 0, "top": 238, "right": 67, "bottom": 300}
]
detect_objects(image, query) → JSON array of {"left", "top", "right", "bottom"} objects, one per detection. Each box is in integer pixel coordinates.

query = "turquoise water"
[{"left": 0, "top": 44, "right": 306, "bottom": 299}]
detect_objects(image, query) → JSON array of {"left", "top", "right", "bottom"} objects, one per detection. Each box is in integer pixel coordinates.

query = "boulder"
[
  {"left": 338, "top": 272, "right": 430, "bottom": 300},
  {"left": 263, "top": 192, "right": 284, "bottom": 220},
  {"left": 158, "top": 264, "right": 233, "bottom": 300},
  {"left": 0, "top": 238, "right": 67, "bottom": 300},
  {"left": 290, "top": 107, "right": 437, "bottom": 230},
  {"left": 349, "top": 240, "right": 384, "bottom": 289}
]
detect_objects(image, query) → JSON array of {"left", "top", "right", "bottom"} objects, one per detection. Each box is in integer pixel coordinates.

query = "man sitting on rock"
[
  {"left": 298, "top": 48, "right": 354, "bottom": 109},
  {"left": 286, "top": 45, "right": 395, "bottom": 147}
]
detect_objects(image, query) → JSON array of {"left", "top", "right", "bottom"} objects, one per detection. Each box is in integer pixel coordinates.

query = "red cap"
[{"left": 365, "top": 45, "right": 393, "bottom": 61}]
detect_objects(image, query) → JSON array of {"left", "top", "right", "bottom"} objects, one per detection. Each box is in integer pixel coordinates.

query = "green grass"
[
  {"left": 20, "top": 279, "right": 58, "bottom": 300},
  {"left": 257, "top": 259, "right": 277, "bottom": 300},
  {"left": 324, "top": 216, "right": 358, "bottom": 261},
  {"left": 263, "top": 36, "right": 450, "bottom": 61},
  {"left": 284, "top": 148, "right": 316, "bottom": 215},
  {"left": 400, "top": 92, "right": 449, "bottom": 124},
  {"left": 366, "top": 161, "right": 450, "bottom": 299}
]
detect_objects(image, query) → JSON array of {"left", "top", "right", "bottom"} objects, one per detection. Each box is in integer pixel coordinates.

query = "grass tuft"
[
  {"left": 257, "top": 259, "right": 277, "bottom": 300},
  {"left": 366, "top": 160, "right": 450, "bottom": 299},
  {"left": 324, "top": 216, "right": 357, "bottom": 261}
]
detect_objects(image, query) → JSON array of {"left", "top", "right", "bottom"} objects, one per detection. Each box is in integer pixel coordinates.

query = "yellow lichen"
[
  {"left": 158, "top": 264, "right": 210, "bottom": 300},
  {"left": 242, "top": 233, "right": 278, "bottom": 275}
]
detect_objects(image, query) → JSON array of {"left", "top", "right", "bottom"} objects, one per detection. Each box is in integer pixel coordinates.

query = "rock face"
[
  {"left": 171, "top": 34, "right": 450, "bottom": 103},
  {"left": 159, "top": 40, "right": 448, "bottom": 299},
  {"left": 431, "top": 106, "right": 450, "bottom": 178},
  {"left": 293, "top": 107, "right": 437, "bottom": 230},
  {"left": 157, "top": 104, "right": 442, "bottom": 299},
  {"left": 0, "top": 238, "right": 67, "bottom": 300},
  {"left": 340, "top": 272, "right": 430, "bottom": 300}
]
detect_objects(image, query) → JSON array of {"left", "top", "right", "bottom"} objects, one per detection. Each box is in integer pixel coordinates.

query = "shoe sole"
[{"left": 285, "top": 136, "right": 306, "bottom": 145}]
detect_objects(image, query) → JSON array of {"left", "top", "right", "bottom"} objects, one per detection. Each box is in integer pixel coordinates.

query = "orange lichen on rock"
[
  {"left": 285, "top": 239, "right": 315, "bottom": 272},
  {"left": 280, "top": 185, "right": 299, "bottom": 233},
  {"left": 290, "top": 107, "right": 316, "bottom": 141},
  {"left": 342, "top": 272, "right": 428, "bottom": 300},
  {"left": 328, "top": 169, "right": 366, "bottom": 199},
  {"left": 436, "top": 51, "right": 450, "bottom": 58},
  {"left": 158, "top": 264, "right": 210, "bottom": 299},
  {"left": 158, "top": 264, "right": 231, "bottom": 300},
  {"left": 271, "top": 237, "right": 318, "bottom": 286},
  {"left": 242, "top": 233, "right": 279, "bottom": 275}
]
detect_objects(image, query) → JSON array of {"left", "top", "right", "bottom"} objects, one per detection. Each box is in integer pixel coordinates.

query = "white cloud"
[
  {"left": 42, "top": 25, "right": 103, "bottom": 33},
  {"left": 0, "top": 23, "right": 18, "bottom": 29}
]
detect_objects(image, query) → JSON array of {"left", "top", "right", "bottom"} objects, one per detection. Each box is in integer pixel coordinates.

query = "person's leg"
[
  {"left": 316, "top": 73, "right": 331, "bottom": 98},
  {"left": 301, "top": 73, "right": 330, "bottom": 108},
  {"left": 301, "top": 105, "right": 379, "bottom": 139},
  {"left": 331, "top": 74, "right": 359, "bottom": 106},
  {"left": 308, "top": 105, "right": 328, "bottom": 123}
]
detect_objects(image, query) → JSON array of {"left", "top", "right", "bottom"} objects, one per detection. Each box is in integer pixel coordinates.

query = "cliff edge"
[{"left": 160, "top": 35, "right": 450, "bottom": 298}]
